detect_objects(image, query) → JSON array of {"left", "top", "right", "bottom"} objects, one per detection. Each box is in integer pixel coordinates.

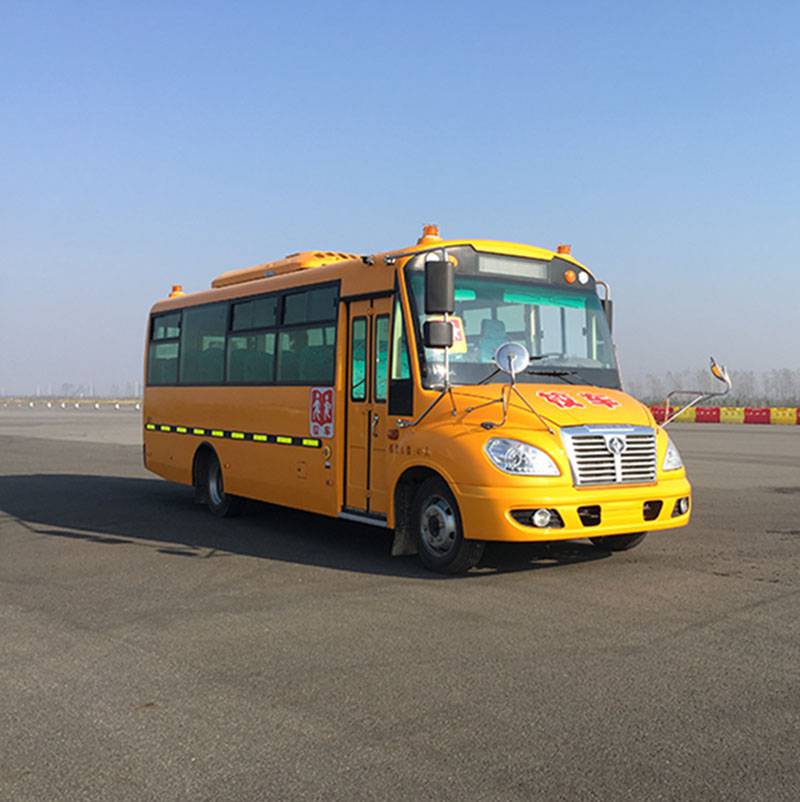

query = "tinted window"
[
  {"left": 147, "top": 342, "right": 179, "bottom": 385},
  {"left": 391, "top": 298, "right": 411, "bottom": 380},
  {"left": 283, "top": 286, "right": 337, "bottom": 325},
  {"left": 351, "top": 318, "right": 367, "bottom": 401},
  {"left": 179, "top": 304, "right": 228, "bottom": 384},
  {"left": 153, "top": 313, "right": 181, "bottom": 340},
  {"left": 232, "top": 297, "right": 277, "bottom": 331},
  {"left": 227, "top": 332, "right": 276, "bottom": 383},
  {"left": 374, "top": 315, "right": 389, "bottom": 402},
  {"left": 277, "top": 325, "right": 335, "bottom": 384}
]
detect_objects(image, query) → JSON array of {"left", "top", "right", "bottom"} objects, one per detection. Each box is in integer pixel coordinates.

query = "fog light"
[
  {"left": 531, "top": 508, "right": 552, "bottom": 528},
  {"left": 672, "top": 497, "right": 690, "bottom": 517}
]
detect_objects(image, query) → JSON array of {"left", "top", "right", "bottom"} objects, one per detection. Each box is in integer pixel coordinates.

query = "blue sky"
[{"left": 2, "top": 1, "right": 798, "bottom": 394}]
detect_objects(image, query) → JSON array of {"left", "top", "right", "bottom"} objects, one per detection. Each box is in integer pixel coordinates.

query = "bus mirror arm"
[
  {"left": 396, "top": 387, "right": 457, "bottom": 429},
  {"left": 596, "top": 280, "right": 612, "bottom": 332},
  {"left": 662, "top": 357, "right": 732, "bottom": 427}
]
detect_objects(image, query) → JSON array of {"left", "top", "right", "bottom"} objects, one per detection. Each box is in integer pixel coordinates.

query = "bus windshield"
[{"left": 406, "top": 254, "right": 620, "bottom": 389}]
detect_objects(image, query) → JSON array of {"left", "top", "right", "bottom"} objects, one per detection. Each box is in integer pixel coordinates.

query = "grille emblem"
[{"left": 605, "top": 435, "right": 627, "bottom": 455}]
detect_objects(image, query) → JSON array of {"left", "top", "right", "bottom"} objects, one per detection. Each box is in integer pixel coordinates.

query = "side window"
[
  {"left": 283, "top": 285, "right": 337, "bottom": 325},
  {"left": 351, "top": 317, "right": 367, "bottom": 401},
  {"left": 153, "top": 313, "right": 181, "bottom": 340},
  {"left": 147, "top": 312, "right": 181, "bottom": 385},
  {"left": 148, "top": 343, "right": 179, "bottom": 385},
  {"left": 179, "top": 304, "right": 228, "bottom": 384},
  {"left": 390, "top": 297, "right": 411, "bottom": 381},
  {"left": 232, "top": 297, "right": 277, "bottom": 331},
  {"left": 374, "top": 315, "right": 389, "bottom": 402},
  {"left": 227, "top": 332, "right": 276, "bottom": 384},
  {"left": 277, "top": 325, "right": 335, "bottom": 384},
  {"left": 388, "top": 296, "right": 413, "bottom": 416}
]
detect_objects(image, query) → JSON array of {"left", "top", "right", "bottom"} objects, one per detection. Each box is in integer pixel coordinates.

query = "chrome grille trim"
[{"left": 561, "top": 425, "right": 657, "bottom": 486}]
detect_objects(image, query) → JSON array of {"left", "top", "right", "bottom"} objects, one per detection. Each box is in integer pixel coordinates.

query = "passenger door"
[{"left": 345, "top": 297, "right": 392, "bottom": 517}]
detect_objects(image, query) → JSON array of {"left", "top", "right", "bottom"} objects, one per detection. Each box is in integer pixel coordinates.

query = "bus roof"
[{"left": 151, "top": 228, "right": 590, "bottom": 313}]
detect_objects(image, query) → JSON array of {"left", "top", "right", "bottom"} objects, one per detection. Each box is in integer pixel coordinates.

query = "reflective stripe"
[{"left": 144, "top": 424, "right": 321, "bottom": 447}]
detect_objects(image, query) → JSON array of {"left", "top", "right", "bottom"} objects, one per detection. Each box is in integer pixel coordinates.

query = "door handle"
[{"left": 371, "top": 413, "right": 379, "bottom": 435}]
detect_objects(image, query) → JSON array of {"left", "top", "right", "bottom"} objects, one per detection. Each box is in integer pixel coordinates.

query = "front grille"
[{"left": 561, "top": 425, "right": 657, "bottom": 486}]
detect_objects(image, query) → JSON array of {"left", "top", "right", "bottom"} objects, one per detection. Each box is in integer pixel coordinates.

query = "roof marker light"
[
  {"left": 557, "top": 244, "right": 572, "bottom": 255},
  {"left": 417, "top": 224, "right": 442, "bottom": 245}
]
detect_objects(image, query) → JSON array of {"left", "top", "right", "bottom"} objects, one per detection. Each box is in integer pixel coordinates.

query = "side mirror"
[
  {"left": 662, "top": 356, "right": 732, "bottom": 426},
  {"left": 494, "top": 342, "right": 530, "bottom": 378},
  {"left": 709, "top": 356, "right": 731, "bottom": 389},
  {"left": 423, "top": 320, "right": 454, "bottom": 349},
  {"left": 601, "top": 298, "right": 613, "bottom": 332},
  {"left": 424, "top": 257, "right": 454, "bottom": 314}
]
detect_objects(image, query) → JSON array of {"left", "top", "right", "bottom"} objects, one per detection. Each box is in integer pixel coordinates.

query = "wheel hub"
[{"left": 421, "top": 496, "right": 457, "bottom": 554}]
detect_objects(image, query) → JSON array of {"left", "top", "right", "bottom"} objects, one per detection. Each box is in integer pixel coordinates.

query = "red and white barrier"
[{"left": 649, "top": 406, "right": 800, "bottom": 425}]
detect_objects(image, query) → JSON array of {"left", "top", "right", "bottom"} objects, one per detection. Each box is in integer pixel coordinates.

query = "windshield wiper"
[
  {"left": 477, "top": 366, "right": 502, "bottom": 385},
  {"left": 479, "top": 362, "right": 584, "bottom": 386},
  {"left": 524, "top": 369, "right": 582, "bottom": 385}
]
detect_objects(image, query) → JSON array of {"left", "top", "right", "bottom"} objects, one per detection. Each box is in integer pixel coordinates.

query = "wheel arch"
[
  {"left": 391, "top": 465, "right": 456, "bottom": 557},
  {"left": 191, "top": 441, "right": 219, "bottom": 502}
]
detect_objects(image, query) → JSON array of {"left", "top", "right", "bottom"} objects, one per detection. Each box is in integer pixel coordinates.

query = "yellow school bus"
[{"left": 143, "top": 225, "right": 694, "bottom": 573}]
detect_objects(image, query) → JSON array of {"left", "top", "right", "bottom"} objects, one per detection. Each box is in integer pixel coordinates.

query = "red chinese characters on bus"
[
  {"left": 537, "top": 391, "right": 584, "bottom": 409},
  {"left": 579, "top": 392, "right": 621, "bottom": 409},
  {"left": 310, "top": 387, "right": 334, "bottom": 438}
]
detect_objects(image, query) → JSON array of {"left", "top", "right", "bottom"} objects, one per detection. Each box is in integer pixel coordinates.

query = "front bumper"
[{"left": 456, "top": 475, "right": 692, "bottom": 542}]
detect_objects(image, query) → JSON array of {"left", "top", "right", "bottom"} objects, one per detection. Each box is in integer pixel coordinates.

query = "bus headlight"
[
  {"left": 485, "top": 438, "right": 560, "bottom": 476},
  {"left": 662, "top": 437, "right": 684, "bottom": 471}
]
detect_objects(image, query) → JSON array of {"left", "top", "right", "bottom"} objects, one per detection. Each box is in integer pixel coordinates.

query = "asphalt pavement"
[{"left": 1, "top": 411, "right": 799, "bottom": 801}]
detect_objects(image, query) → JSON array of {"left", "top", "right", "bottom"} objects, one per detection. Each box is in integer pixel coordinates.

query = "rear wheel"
[
  {"left": 413, "top": 477, "right": 484, "bottom": 574},
  {"left": 590, "top": 532, "right": 646, "bottom": 551},
  {"left": 202, "top": 452, "right": 245, "bottom": 518}
]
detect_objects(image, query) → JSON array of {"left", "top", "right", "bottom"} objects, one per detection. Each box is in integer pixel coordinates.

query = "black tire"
[
  {"left": 412, "top": 477, "right": 484, "bottom": 574},
  {"left": 201, "top": 452, "right": 245, "bottom": 518},
  {"left": 590, "top": 532, "right": 647, "bottom": 552}
]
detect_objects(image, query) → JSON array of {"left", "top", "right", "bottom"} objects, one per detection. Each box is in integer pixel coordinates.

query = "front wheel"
[
  {"left": 412, "top": 477, "right": 484, "bottom": 574},
  {"left": 590, "top": 532, "right": 646, "bottom": 551},
  {"left": 203, "top": 453, "right": 245, "bottom": 518}
]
